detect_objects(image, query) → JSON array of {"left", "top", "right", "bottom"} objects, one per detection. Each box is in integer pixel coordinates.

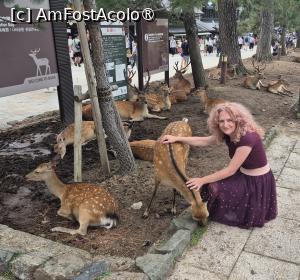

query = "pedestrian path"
[
  {"left": 168, "top": 126, "right": 300, "bottom": 280},
  {"left": 0, "top": 47, "right": 256, "bottom": 130}
]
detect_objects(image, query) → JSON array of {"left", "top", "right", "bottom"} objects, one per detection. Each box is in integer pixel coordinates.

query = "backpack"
[{"left": 72, "top": 39, "right": 80, "bottom": 52}]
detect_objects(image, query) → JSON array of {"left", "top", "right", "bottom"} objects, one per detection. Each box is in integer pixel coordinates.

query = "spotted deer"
[
  {"left": 143, "top": 119, "right": 209, "bottom": 224},
  {"left": 194, "top": 87, "right": 226, "bottom": 114},
  {"left": 54, "top": 121, "right": 133, "bottom": 159},
  {"left": 129, "top": 139, "right": 156, "bottom": 162},
  {"left": 243, "top": 59, "right": 266, "bottom": 90},
  {"left": 26, "top": 162, "right": 119, "bottom": 235}
]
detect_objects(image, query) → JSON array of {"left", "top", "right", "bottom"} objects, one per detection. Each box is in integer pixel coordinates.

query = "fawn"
[
  {"left": 143, "top": 119, "right": 209, "bottom": 224},
  {"left": 54, "top": 121, "right": 133, "bottom": 158},
  {"left": 26, "top": 162, "right": 119, "bottom": 235},
  {"left": 194, "top": 87, "right": 226, "bottom": 114},
  {"left": 129, "top": 139, "right": 156, "bottom": 162}
]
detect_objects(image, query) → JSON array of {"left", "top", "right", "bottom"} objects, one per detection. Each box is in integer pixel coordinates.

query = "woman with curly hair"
[{"left": 160, "top": 102, "right": 277, "bottom": 228}]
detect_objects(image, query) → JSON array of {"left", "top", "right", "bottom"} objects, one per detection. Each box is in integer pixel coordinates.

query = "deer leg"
[
  {"left": 143, "top": 179, "right": 160, "bottom": 219},
  {"left": 171, "top": 189, "right": 177, "bottom": 215},
  {"left": 282, "top": 86, "right": 294, "bottom": 96},
  {"left": 57, "top": 207, "right": 74, "bottom": 221},
  {"left": 145, "top": 113, "right": 167, "bottom": 120}
]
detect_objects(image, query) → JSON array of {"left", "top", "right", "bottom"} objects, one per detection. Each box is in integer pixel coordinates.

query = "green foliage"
[
  {"left": 96, "top": 0, "right": 163, "bottom": 11},
  {"left": 190, "top": 225, "right": 207, "bottom": 246},
  {"left": 95, "top": 271, "right": 112, "bottom": 280}
]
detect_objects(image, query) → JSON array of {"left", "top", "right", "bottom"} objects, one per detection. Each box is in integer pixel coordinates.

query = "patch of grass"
[
  {"left": 0, "top": 271, "right": 14, "bottom": 279},
  {"left": 95, "top": 271, "right": 111, "bottom": 280},
  {"left": 190, "top": 226, "right": 207, "bottom": 246}
]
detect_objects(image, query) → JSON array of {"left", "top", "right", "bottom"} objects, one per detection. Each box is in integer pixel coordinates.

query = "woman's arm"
[
  {"left": 160, "top": 135, "right": 217, "bottom": 147},
  {"left": 187, "top": 146, "right": 252, "bottom": 190}
]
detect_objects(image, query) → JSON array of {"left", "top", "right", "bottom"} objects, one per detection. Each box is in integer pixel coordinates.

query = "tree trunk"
[
  {"left": 280, "top": 26, "right": 287, "bottom": 56},
  {"left": 296, "top": 30, "right": 300, "bottom": 48},
  {"left": 83, "top": 0, "right": 135, "bottom": 176},
  {"left": 256, "top": 1, "right": 273, "bottom": 62},
  {"left": 182, "top": 9, "right": 207, "bottom": 88},
  {"left": 217, "top": 0, "right": 248, "bottom": 74}
]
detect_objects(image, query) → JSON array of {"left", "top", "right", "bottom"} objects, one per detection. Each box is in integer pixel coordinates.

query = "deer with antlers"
[
  {"left": 26, "top": 161, "right": 119, "bottom": 235},
  {"left": 170, "top": 62, "right": 192, "bottom": 102},
  {"left": 142, "top": 119, "right": 209, "bottom": 224},
  {"left": 242, "top": 58, "right": 266, "bottom": 90},
  {"left": 124, "top": 69, "right": 171, "bottom": 112},
  {"left": 29, "top": 49, "right": 51, "bottom": 76}
]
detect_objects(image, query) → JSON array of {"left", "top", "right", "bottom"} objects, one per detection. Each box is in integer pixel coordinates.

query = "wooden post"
[
  {"left": 220, "top": 55, "right": 227, "bottom": 84},
  {"left": 277, "top": 46, "right": 282, "bottom": 60},
  {"left": 73, "top": 0, "right": 110, "bottom": 175},
  {"left": 74, "top": 85, "right": 82, "bottom": 182}
]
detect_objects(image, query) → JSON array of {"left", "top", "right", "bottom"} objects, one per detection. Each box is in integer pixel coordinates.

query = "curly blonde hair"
[{"left": 207, "top": 102, "right": 264, "bottom": 143}]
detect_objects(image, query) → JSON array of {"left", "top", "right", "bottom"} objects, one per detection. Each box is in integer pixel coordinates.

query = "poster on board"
[{"left": 0, "top": 0, "right": 59, "bottom": 98}]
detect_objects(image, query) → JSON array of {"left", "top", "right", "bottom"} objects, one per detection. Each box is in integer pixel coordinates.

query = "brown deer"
[
  {"left": 129, "top": 139, "right": 156, "bottom": 162},
  {"left": 292, "top": 56, "right": 300, "bottom": 63},
  {"left": 194, "top": 87, "right": 226, "bottom": 114},
  {"left": 142, "top": 119, "right": 209, "bottom": 224},
  {"left": 54, "top": 121, "right": 133, "bottom": 159},
  {"left": 125, "top": 70, "right": 171, "bottom": 112},
  {"left": 171, "top": 62, "right": 192, "bottom": 100},
  {"left": 207, "top": 65, "right": 237, "bottom": 80},
  {"left": 242, "top": 59, "right": 266, "bottom": 90},
  {"left": 265, "top": 75, "right": 294, "bottom": 96},
  {"left": 124, "top": 69, "right": 139, "bottom": 102},
  {"left": 26, "top": 162, "right": 119, "bottom": 235}
]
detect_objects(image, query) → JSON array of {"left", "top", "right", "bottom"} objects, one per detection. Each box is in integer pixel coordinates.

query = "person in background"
[
  {"left": 170, "top": 37, "right": 177, "bottom": 56},
  {"left": 72, "top": 35, "right": 82, "bottom": 67},
  {"left": 160, "top": 102, "right": 277, "bottom": 229},
  {"left": 180, "top": 38, "right": 190, "bottom": 69}
]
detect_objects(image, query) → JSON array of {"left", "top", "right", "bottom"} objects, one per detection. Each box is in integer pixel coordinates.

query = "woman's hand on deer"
[
  {"left": 186, "top": 177, "right": 205, "bottom": 191},
  {"left": 160, "top": 135, "right": 177, "bottom": 144}
]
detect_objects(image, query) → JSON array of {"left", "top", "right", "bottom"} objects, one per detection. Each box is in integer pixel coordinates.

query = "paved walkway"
[
  {"left": 168, "top": 126, "right": 300, "bottom": 280},
  {"left": 0, "top": 48, "right": 256, "bottom": 130}
]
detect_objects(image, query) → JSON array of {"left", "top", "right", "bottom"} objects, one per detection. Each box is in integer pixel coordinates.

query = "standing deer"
[
  {"left": 242, "top": 59, "right": 266, "bottom": 90},
  {"left": 143, "top": 119, "right": 209, "bottom": 224},
  {"left": 26, "top": 162, "right": 119, "bottom": 235},
  {"left": 54, "top": 121, "right": 133, "bottom": 159},
  {"left": 29, "top": 49, "right": 51, "bottom": 76}
]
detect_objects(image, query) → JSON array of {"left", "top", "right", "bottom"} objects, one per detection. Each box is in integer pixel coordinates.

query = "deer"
[
  {"left": 194, "top": 86, "right": 227, "bottom": 114},
  {"left": 142, "top": 119, "right": 209, "bottom": 225},
  {"left": 129, "top": 139, "right": 156, "bottom": 162},
  {"left": 125, "top": 70, "right": 171, "bottom": 112},
  {"left": 29, "top": 49, "right": 51, "bottom": 76},
  {"left": 124, "top": 69, "right": 139, "bottom": 102},
  {"left": 264, "top": 75, "right": 294, "bottom": 97},
  {"left": 26, "top": 161, "right": 119, "bottom": 235},
  {"left": 292, "top": 56, "right": 300, "bottom": 63},
  {"left": 207, "top": 65, "right": 237, "bottom": 80},
  {"left": 170, "top": 61, "right": 192, "bottom": 100},
  {"left": 242, "top": 59, "right": 266, "bottom": 90},
  {"left": 54, "top": 121, "right": 133, "bottom": 159}
]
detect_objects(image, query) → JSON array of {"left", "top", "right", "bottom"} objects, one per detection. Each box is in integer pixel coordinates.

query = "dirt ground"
[{"left": 0, "top": 55, "right": 299, "bottom": 259}]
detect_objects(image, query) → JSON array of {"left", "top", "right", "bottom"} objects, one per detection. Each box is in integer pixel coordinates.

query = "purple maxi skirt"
[{"left": 200, "top": 170, "right": 277, "bottom": 228}]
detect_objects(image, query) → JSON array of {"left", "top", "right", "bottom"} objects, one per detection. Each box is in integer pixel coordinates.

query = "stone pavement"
[{"left": 167, "top": 125, "right": 300, "bottom": 280}]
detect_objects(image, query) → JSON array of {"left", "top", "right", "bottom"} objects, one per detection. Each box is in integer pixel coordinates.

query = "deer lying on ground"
[
  {"left": 264, "top": 75, "right": 294, "bottom": 97},
  {"left": 26, "top": 162, "right": 119, "bottom": 235},
  {"left": 171, "top": 61, "right": 192, "bottom": 95},
  {"left": 129, "top": 139, "right": 156, "bottom": 162},
  {"left": 142, "top": 119, "right": 209, "bottom": 224},
  {"left": 207, "top": 65, "right": 237, "bottom": 80},
  {"left": 194, "top": 87, "right": 226, "bottom": 114},
  {"left": 54, "top": 121, "right": 133, "bottom": 158},
  {"left": 242, "top": 59, "right": 266, "bottom": 90},
  {"left": 125, "top": 70, "right": 171, "bottom": 112},
  {"left": 124, "top": 69, "right": 139, "bottom": 102}
]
